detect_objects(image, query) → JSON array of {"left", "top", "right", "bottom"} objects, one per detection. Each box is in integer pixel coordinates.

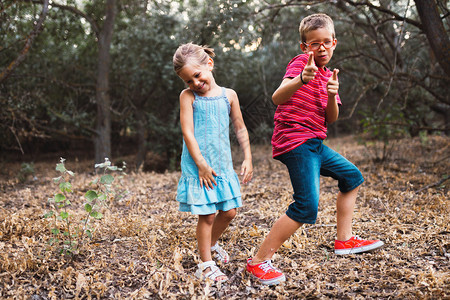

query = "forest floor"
[{"left": 0, "top": 135, "right": 449, "bottom": 299}]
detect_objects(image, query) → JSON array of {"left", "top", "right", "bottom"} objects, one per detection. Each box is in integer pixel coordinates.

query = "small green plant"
[
  {"left": 358, "top": 111, "right": 408, "bottom": 163},
  {"left": 17, "top": 162, "right": 35, "bottom": 183},
  {"left": 44, "top": 157, "right": 126, "bottom": 256}
]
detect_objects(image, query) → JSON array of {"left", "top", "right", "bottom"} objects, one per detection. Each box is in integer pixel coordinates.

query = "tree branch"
[
  {"left": 341, "top": 0, "right": 422, "bottom": 29},
  {"left": 31, "top": 0, "right": 100, "bottom": 38},
  {"left": 0, "top": 0, "right": 49, "bottom": 83}
]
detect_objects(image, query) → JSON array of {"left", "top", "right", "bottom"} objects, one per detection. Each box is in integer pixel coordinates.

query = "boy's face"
[{"left": 300, "top": 27, "right": 337, "bottom": 68}]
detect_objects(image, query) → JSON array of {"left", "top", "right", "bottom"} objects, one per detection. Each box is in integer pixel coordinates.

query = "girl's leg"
[
  {"left": 211, "top": 208, "right": 237, "bottom": 246},
  {"left": 197, "top": 214, "right": 216, "bottom": 262},
  {"left": 250, "top": 214, "right": 302, "bottom": 265},
  {"left": 197, "top": 213, "right": 227, "bottom": 281},
  {"left": 336, "top": 186, "right": 359, "bottom": 241}
]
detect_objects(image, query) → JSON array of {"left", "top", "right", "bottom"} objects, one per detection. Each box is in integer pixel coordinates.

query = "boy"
[{"left": 246, "top": 13, "right": 384, "bottom": 285}]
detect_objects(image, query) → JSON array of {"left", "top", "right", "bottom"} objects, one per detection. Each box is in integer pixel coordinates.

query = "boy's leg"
[
  {"left": 247, "top": 140, "right": 321, "bottom": 285},
  {"left": 336, "top": 187, "right": 359, "bottom": 241},
  {"left": 250, "top": 214, "right": 302, "bottom": 264},
  {"left": 320, "top": 144, "right": 383, "bottom": 254}
]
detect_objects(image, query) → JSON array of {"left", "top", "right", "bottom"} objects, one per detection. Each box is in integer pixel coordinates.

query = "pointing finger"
[
  {"left": 307, "top": 52, "right": 314, "bottom": 66},
  {"left": 332, "top": 69, "right": 339, "bottom": 81}
]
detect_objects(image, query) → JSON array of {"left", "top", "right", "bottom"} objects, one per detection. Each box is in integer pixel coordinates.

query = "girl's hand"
[
  {"left": 198, "top": 162, "right": 217, "bottom": 190},
  {"left": 240, "top": 159, "right": 253, "bottom": 184},
  {"left": 327, "top": 69, "right": 339, "bottom": 97}
]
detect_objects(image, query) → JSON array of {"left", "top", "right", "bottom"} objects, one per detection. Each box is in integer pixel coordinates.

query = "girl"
[{"left": 173, "top": 43, "right": 253, "bottom": 283}]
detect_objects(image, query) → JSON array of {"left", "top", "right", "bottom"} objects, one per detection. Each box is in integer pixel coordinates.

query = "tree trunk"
[
  {"left": 414, "top": 0, "right": 450, "bottom": 77},
  {"left": 94, "top": 0, "right": 117, "bottom": 163},
  {"left": 135, "top": 108, "right": 147, "bottom": 171}
]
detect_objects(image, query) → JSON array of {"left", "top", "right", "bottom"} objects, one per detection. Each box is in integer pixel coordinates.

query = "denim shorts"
[{"left": 275, "top": 138, "right": 364, "bottom": 224}]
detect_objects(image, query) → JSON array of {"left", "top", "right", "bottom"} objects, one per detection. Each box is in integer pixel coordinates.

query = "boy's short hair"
[{"left": 299, "top": 13, "right": 335, "bottom": 42}]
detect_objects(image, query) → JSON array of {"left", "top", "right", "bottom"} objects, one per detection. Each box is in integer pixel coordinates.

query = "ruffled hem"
[
  {"left": 176, "top": 172, "right": 241, "bottom": 206},
  {"left": 179, "top": 196, "right": 242, "bottom": 215}
]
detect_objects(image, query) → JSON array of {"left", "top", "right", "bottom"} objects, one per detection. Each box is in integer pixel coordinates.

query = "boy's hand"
[
  {"left": 198, "top": 162, "right": 217, "bottom": 190},
  {"left": 240, "top": 159, "right": 253, "bottom": 184},
  {"left": 301, "top": 52, "right": 318, "bottom": 83},
  {"left": 327, "top": 69, "right": 339, "bottom": 97}
]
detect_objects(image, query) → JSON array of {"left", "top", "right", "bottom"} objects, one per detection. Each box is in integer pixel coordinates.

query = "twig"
[{"left": 415, "top": 176, "right": 449, "bottom": 194}]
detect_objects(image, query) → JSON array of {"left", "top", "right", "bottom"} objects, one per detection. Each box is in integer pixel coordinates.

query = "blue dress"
[{"left": 176, "top": 87, "right": 242, "bottom": 215}]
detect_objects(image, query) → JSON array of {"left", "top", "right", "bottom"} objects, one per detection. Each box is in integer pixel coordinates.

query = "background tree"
[{"left": 1, "top": 0, "right": 448, "bottom": 168}]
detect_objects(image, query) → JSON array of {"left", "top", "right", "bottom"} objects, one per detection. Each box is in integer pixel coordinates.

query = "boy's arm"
[
  {"left": 325, "top": 69, "right": 340, "bottom": 124},
  {"left": 272, "top": 52, "right": 318, "bottom": 106}
]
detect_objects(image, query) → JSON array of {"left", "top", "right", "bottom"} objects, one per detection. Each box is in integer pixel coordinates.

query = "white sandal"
[
  {"left": 211, "top": 243, "right": 230, "bottom": 263},
  {"left": 194, "top": 261, "right": 228, "bottom": 283}
]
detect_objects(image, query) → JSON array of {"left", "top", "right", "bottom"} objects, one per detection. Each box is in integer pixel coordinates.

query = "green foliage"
[
  {"left": 17, "top": 162, "right": 35, "bottom": 183},
  {"left": 44, "top": 157, "right": 126, "bottom": 256},
  {"left": 358, "top": 109, "right": 409, "bottom": 163},
  {"left": 1, "top": 0, "right": 448, "bottom": 161}
]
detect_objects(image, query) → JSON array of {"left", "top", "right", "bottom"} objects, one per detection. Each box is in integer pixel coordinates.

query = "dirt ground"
[{"left": 0, "top": 136, "right": 449, "bottom": 299}]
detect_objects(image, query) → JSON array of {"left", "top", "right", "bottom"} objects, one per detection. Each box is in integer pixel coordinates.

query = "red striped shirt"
[{"left": 272, "top": 54, "right": 341, "bottom": 157}]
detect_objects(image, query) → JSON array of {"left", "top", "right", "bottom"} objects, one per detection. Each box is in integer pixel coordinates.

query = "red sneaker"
[
  {"left": 335, "top": 236, "right": 384, "bottom": 255},
  {"left": 246, "top": 258, "right": 286, "bottom": 285}
]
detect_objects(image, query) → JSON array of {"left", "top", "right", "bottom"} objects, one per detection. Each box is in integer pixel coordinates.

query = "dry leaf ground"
[{"left": 0, "top": 136, "right": 448, "bottom": 299}]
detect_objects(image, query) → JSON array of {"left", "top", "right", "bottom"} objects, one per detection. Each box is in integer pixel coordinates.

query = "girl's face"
[
  {"left": 178, "top": 58, "right": 216, "bottom": 96},
  {"left": 300, "top": 27, "right": 337, "bottom": 68}
]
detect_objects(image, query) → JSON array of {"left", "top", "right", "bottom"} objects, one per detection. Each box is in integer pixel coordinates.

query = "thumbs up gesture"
[
  {"left": 327, "top": 69, "right": 339, "bottom": 97},
  {"left": 301, "top": 52, "right": 318, "bottom": 84}
]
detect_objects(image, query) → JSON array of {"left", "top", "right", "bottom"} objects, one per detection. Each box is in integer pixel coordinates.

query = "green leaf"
[
  {"left": 100, "top": 174, "right": 114, "bottom": 184},
  {"left": 84, "top": 203, "right": 92, "bottom": 212},
  {"left": 59, "top": 211, "right": 69, "bottom": 219},
  {"left": 56, "top": 163, "right": 66, "bottom": 173},
  {"left": 90, "top": 211, "right": 103, "bottom": 219},
  {"left": 55, "top": 193, "right": 66, "bottom": 203},
  {"left": 107, "top": 166, "right": 118, "bottom": 171},
  {"left": 67, "top": 170, "right": 75, "bottom": 176},
  {"left": 59, "top": 182, "right": 72, "bottom": 193},
  {"left": 85, "top": 190, "right": 98, "bottom": 201},
  {"left": 85, "top": 229, "right": 92, "bottom": 238},
  {"left": 44, "top": 211, "right": 54, "bottom": 218},
  {"left": 51, "top": 228, "right": 60, "bottom": 235}
]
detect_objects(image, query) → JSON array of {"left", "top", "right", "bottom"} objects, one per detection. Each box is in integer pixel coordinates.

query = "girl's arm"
[
  {"left": 179, "top": 89, "right": 217, "bottom": 189},
  {"left": 227, "top": 89, "right": 253, "bottom": 184}
]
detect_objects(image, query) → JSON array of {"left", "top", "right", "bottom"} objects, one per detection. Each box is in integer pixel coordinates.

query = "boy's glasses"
[{"left": 303, "top": 40, "right": 335, "bottom": 51}]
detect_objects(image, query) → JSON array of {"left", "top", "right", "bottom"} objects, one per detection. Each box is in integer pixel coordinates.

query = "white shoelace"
[{"left": 259, "top": 260, "right": 276, "bottom": 273}]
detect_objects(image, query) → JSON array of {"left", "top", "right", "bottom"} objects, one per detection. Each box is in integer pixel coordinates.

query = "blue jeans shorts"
[{"left": 275, "top": 138, "right": 364, "bottom": 224}]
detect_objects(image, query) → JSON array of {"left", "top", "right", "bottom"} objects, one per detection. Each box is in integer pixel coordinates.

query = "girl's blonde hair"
[
  {"left": 299, "top": 13, "right": 335, "bottom": 42},
  {"left": 173, "top": 43, "right": 215, "bottom": 74}
]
